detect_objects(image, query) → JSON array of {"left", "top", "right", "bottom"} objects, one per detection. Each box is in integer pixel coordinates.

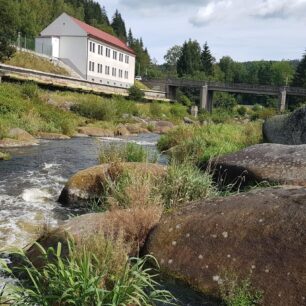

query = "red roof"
[{"left": 71, "top": 16, "right": 135, "bottom": 55}]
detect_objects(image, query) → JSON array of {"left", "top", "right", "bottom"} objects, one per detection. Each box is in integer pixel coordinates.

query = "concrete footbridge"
[{"left": 144, "top": 78, "right": 306, "bottom": 112}]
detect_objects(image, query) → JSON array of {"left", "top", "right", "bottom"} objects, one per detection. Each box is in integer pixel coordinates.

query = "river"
[{"left": 0, "top": 134, "right": 219, "bottom": 305}]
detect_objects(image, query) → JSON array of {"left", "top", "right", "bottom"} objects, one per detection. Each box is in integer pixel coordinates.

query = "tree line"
[{"left": 0, "top": 0, "right": 151, "bottom": 76}]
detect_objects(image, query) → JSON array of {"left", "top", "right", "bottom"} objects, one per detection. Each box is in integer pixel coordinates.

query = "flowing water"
[{"left": 0, "top": 134, "right": 219, "bottom": 305}]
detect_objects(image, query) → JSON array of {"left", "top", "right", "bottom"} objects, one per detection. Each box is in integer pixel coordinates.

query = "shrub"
[
  {"left": 170, "top": 103, "right": 187, "bottom": 118},
  {"left": 178, "top": 94, "right": 192, "bottom": 107},
  {"left": 220, "top": 274, "right": 262, "bottom": 306},
  {"left": 1, "top": 241, "right": 174, "bottom": 306},
  {"left": 160, "top": 162, "right": 217, "bottom": 209},
  {"left": 214, "top": 92, "right": 237, "bottom": 110},
  {"left": 128, "top": 85, "right": 145, "bottom": 101},
  {"left": 237, "top": 106, "right": 247, "bottom": 116},
  {"left": 21, "top": 82, "right": 39, "bottom": 99}
]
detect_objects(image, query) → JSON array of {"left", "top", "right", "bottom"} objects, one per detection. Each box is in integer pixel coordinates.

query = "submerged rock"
[
  {"left": 263, "top": 106, "right": 306, "bottom": 144},
  {"left": 146, "top": 186, "right": 306, "bottom": 306},
  {"left": 209, "top": 143, "right": 306, "bottom": 188},
  {"left": 58, "top": 162, "right": 167, "bottom": 207}
]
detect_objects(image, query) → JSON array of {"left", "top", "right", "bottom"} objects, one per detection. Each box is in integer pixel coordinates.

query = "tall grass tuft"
[
  {"left": 1, "top": 241, "right": 175, "bottom": 306},
  {"left": 99, "top": 143, "right": 157, "bottom": 164}
]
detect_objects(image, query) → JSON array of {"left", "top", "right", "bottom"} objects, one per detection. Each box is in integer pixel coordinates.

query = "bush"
[
  {"left": 178, "top": 95, "right": 192, "bottom": 107},
  {"left": 128, "top": 85, "right": 145, "bottom": 101},
  {"left": 1, "top": 241, "right": 174, "bottom": 306},
  {"left": 160, "top": 162, "right": 217, "bottom": 209},
  {"left": 170, "top": 103, "right": 187, "bottom": 118},
  {"left": 237, "top": 106, "right": 247, "bottom": 116},
  {"left": 214, "top": 92, "right": 237, "bottom": 110}
]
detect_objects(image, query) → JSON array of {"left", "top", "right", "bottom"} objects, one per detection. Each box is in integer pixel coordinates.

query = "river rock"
[
  {"left": 0, "top": 128, "right": 38, "bottom": 148},
  {"left": 208, "top": 143, "right": 306, "bottom": 188},
  {"left": 27, "top": 207, "right": 162, "bottom": 267},
  {"left": 36, "top": 132, "right": 70, "bottom": 140},
  {"left": 152, "top": 120, "right": 174, "bottom": 134},
  {"left": 115, "top": 124, "right": 130, "bottom": 136},
  {"left": 0, "top": 152, "right": 10, "bottom": 160},
  {"left": 77, "top": 127, "right": 114, "bottom": 137},
  {"left": 263, "top": 106, "right": 306, "bottom": 144},
  {"left": 125, "top": 123, "right": 149, "bottom": 134},
  {"left": 58, "top": 162, "right": 167, "bottom": 207},
  {"left": 145, "top": 186, "right": 306, "bottom": 306}
]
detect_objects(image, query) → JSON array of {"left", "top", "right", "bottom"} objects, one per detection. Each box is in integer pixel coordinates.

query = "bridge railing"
[{"left": 146, "top": 78, "right": 306, "bottom": 96}]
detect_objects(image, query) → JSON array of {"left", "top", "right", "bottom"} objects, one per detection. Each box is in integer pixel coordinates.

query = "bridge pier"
[
  {"left": 279, "top": 88, "right": 287, "bottom": 112},
  {"left": 166, "top": 85, "right": 177, "bottom": 100},
  {"left": 200, "top": 85, "right": 213, "bottom": 112}
]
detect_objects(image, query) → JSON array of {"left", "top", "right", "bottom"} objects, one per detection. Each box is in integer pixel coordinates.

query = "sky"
[{"left": 100, "top": 0, "right": 306, "bottom": 64}]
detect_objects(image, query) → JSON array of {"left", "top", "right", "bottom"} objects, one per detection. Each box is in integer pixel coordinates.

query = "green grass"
[
  {"left": 99, "top": 143, "right": 157, "bottom": 164},
  {"left": 1, "top": 240, "right": 175, "bottom": 306},
  {"left": 0, "top": 151, "right": 11, "bottom": 160},
  {"left": 157, "top": 122, "right": 262, "bottom": 164},
  {"left": 4, "top": 51, "right": 70, "bottom": 76},
  {"left": 0, "top": 82, "right": 83, "bottom": 136}
]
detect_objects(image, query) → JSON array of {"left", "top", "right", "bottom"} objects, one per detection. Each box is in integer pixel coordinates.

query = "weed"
[
  {"left": 220, "top": 273, "right": 262, "bottom": 306},
  {"left": 21, "top": 82, "right": 39, "bottom": 99}
]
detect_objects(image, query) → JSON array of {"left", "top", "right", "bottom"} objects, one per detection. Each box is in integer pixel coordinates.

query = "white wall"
[
  {"left": 87, "top": 38, "right": 135, "bottom": 88},
  {"left": 59, "top": 36, "right": 88, "bottom": 79},
  {"left": 40, "top": 13, "right": 86, "bottom": 37}
]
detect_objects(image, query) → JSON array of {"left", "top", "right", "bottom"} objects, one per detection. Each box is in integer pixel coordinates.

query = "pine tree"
[
  {"left": 201, "top": 42, "right": 215, "bottom": 76},
  {"left": 127, "top": 28, "right": 133, "bottom": 46},
  {"left": 111, "top": 10, "right": 127, "bottom": 41}
]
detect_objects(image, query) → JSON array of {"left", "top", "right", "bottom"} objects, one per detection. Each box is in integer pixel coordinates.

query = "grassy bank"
[
  {"left": 0, "top": 81, "right": 188, "bottom": 139},
  {"left": 4, "top": 51, "right": 70, "bottom": 76},
  {"left": 157, "top": 122, "right": 262, "bottom": 164}
]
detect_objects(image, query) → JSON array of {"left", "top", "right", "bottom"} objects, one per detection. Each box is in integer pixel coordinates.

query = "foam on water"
[{"left": 99, "top": 136, "right": 157, "bottom": 146}]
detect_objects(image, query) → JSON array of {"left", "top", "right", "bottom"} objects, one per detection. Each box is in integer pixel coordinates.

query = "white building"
[{"left": 35, "top": 13, "right": 136, "bottom": 88}]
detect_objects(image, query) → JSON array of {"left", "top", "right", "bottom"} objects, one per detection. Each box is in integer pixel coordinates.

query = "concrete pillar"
[
  {"left": 200, "top": 85, "right": 213, "bottom": 112},
  {"left": 166, "top": 85, "right": 177, "bottom": 100},
  {"left": 279, "top": 88, "right": 287, "bottom": 112}
]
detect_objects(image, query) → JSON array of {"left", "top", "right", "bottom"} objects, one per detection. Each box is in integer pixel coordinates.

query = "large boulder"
[
  {"left": 0, "top": 128, "right": 38, "bottom": 148},
  {"left": 263, "top": 107, "right": 306, "bottom": 144},
  {"left": 125, "top": 123, "right": 149, "bottom": 134},
  {"left": 208, "top": 143, "right": 306, "bottom": 188},
  {"left": 77, "top": 127, "right": 114, "bottom": 137},
  {"left": 146, "top": 186, "right": 306, "bottom": 306},
  {"left": 27, "top": 207, "right": 162, "bottom": 267},
  {"left": 150, "top": 120, "right": 174, "bottom": 134},
  {"left": 58, "top": 162, "right": 167, "bottom": 207}
]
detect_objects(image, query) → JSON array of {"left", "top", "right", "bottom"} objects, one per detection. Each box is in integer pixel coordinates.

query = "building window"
[
  {"left": 106, "top": 48, "right": 111, "bottom": 57},
  {"left": 112, "top": 67, "right": 117, "bottom": 77},
  {"left": 97, "top": 63, "right": 103, "bottom": 74},
  {"left": 113, "top": 50, "right": 117, "bottom": 60},
  {"left": 98, "top": 45, "right": 103, "bottom": 55},
  {"left": 89, "top": 61, "right": 95, "bottom": 72},
  {"left": 124, "top": 71, "right": 128, "bottom": 79},
  {"left": 89, "top": 42, "right": 95, "bottom": 53},
  {"left": 125, "top": 55, "right": 129, "bottom": 64},
  {"left": 119, "top": 53, "right": 123, "bottom": 62},
  {"left": 119, "top": 69, "right": 123, "bottom": 78},
  {"left": 105, "top": 66, "right": 110, "bottom": 75}
]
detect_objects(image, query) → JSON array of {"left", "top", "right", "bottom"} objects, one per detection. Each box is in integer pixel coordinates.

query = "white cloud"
[
  {"left": 190, "top": 0, "right": 232, "bottom": 26},
  {"left": 254, "top": 0, "right": 306, "bottom": 18}
]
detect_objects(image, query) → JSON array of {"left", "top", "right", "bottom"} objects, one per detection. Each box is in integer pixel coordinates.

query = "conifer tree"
[
  {"left": 292, "top": 51, "right": 306, "bottom": 88},
  {"left": 201, "top": 42, "right": 215, "bottom": 76},
  {"left": 127, "top": 28, "right": 133, "bottom": 46},
  {"left": 111, "top": 10, "right": 127, "bottom": 41}
]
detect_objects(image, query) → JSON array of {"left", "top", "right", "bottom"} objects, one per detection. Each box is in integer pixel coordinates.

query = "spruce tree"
[
  {"left": 111, "top": 10, "right": 127, "bottom": 41},
  {"left": 292, "top": 51, "right": 306, "bottom": 88},
  {"left": 201, "top": 42, "right": 215, "bottom": 76},
  {"left": 127, "top": 28, "right": 133, "bottom": 46}
]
